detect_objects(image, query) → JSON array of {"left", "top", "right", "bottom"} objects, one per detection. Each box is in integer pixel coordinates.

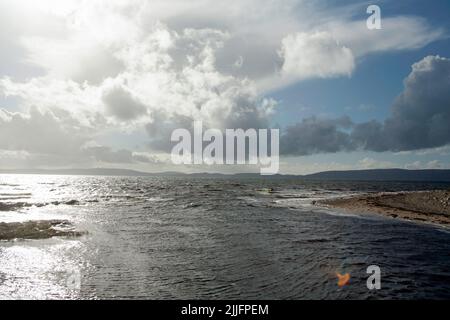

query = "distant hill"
[
  {"left": 303, "top": 169, "right": 450, "bottom": 182},
  {"left": 1, "top": 168, "right": 450, "bottom": 182}
]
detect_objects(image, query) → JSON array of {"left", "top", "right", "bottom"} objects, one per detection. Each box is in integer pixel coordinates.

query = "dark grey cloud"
[
  {"left": 145, "top": 111, "right": 194, "bottom": 152},
  {"left": 102, "top": 86, "right": 147, "bottom": 121},
  {"left": 0, "top": 106, "right": 89, "bottom": 155},
  {"left": 0, "top": 106, "right": 159, "bottom": 166},
  {"left": 353, "top": 55, "right": 450, "bottom": 152},
  {"left": 282, "top": 56, "right": 450, "bottom": 155},
  {"left": 350, "top": 120, "right": 386, "bottom": 152},
  {"left": 281, "top": 116, "right": 353, "bottom": 155}
]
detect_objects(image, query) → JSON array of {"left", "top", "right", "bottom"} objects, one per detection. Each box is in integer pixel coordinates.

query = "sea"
[{"left": 0, "top": 174, "right": 449, "bottom": 299}]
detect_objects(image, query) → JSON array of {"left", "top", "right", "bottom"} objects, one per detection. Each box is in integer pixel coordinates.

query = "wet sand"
[
  {"left": 0, "top": 220, "right": 85, "bottom": 240},
  {"left": 320, "top": 190, "right": 450, "bottom": 227}
]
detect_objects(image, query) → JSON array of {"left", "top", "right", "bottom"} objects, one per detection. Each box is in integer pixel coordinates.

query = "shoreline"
[{"left": 319, "top": 190, "right": 450, "bottom": 227}]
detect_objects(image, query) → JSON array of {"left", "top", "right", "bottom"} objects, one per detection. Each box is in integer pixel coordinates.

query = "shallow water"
[{"left": 0, "top": 174, "right": 449, "bottom": 299}]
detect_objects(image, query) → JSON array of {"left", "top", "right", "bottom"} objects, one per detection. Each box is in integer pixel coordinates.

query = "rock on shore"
[{"left": 0, "top": 220, "right": 85, "bottom": 240}]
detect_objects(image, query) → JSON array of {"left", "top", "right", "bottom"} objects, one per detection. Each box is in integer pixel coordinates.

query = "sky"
[{"left": 0, "top": 0, "right": 449, "bottom": 174}]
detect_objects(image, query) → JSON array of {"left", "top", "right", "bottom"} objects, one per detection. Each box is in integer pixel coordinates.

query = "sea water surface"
[{"left": 0, "top": 174, "right": 449, "bottom": 299}]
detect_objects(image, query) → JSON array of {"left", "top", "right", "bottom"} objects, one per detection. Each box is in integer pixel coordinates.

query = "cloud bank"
[{"left": 282, "top": 56, "right": 450, "bottom": 155}]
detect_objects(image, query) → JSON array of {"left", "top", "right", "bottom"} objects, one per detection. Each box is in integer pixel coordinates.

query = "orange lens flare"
[{"left": 336, "top": 273, "right": 350, "bottom": 287}]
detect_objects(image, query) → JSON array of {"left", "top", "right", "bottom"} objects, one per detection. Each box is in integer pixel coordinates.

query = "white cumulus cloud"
[{"left": 279, "top": 31, "right": 355, "bottom": 81}]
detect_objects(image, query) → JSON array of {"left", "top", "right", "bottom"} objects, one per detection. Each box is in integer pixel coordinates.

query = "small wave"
[
  {"left": 183, "top": 202, "right": 202, "bottom": 209},
  {"left": 0, "top": 197, "right": 32, "bottom": 201},
  {"left": 271, "top": 198, "right": 321, "bottom": 209},
  {"left": 147, "top": 197, "right": 173, "bottom": 202},
  {"left": 0, "top": 202, "right": 31, "bottom": 212},
  {"left": 46, "top": 200, "right": 81, "bottom": 206},
  {"left": 314, "top": 208, "right": 366, "bottom": 219},
  {"left": 256, "top": 188, "right": 275, "bottom": 194},
  {"left": 238, "top": 196, "right": 272, "bottom": 209},
  {"left": 275, "top": 194, "right": 309, "bottom": 199},
  {"left": 293, "top": 237, "right": 333, "bottom": 244},
  {"left": 0, "top": 183, "right": 20, "bottom": 187},
  {"left": 0, "top": 199, "right": 81, "bottom": 212},
  {"left": 63, "top": 200, "right": 80, "bottom": 206},
  {"left": 272, "top": 189, "right": 364, "bottom": 210}
]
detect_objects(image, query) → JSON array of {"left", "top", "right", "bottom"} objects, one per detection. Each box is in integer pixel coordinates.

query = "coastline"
[{"left": 319, "top": 190, "right": 450, "bottom": 227}]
